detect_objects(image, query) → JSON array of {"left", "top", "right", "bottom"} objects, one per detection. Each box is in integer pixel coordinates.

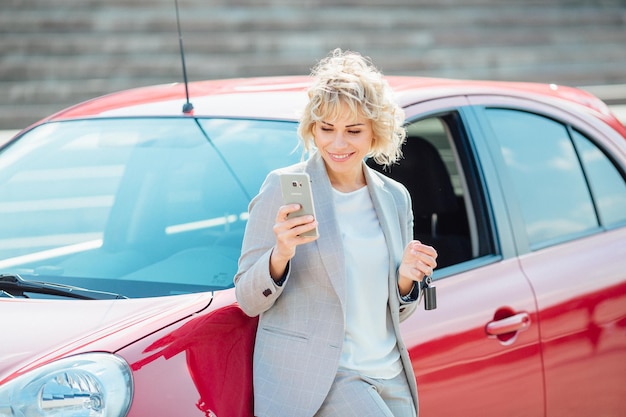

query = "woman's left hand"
[{"left": 398, "top": 240, "right": 438, "bottom": 295}]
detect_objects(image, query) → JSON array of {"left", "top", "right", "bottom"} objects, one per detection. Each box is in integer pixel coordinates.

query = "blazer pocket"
[{"left": 261, "top": 325, "right": 309, "bottom": 342}]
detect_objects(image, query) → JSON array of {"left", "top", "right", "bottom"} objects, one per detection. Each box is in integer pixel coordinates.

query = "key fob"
[{"left": 421, "top": 276, "right": 437, "bottom": 310}]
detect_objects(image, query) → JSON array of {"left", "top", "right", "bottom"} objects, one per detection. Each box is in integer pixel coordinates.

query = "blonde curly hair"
[{"left": 298, "top": 48, "right": 406, "bottom": 167}]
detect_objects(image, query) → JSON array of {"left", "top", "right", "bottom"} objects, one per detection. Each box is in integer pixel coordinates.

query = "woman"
[{"left": 234, "top": 48, "right": 438, "bottom": 417}]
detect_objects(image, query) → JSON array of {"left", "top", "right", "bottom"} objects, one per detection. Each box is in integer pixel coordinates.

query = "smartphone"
[{"left": 279, "top": 172, "right": 318, "bottom": 237}]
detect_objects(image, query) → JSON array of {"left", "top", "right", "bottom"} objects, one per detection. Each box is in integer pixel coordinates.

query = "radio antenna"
[{"left": 175, "top": 0, "right": 194, "bottom": 114}]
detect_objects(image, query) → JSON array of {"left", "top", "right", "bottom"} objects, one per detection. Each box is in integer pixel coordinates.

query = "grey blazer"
[{"left": 234, "top": 151, "right": 419, "bottom": 417}]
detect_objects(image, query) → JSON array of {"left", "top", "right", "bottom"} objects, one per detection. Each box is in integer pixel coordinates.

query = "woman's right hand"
[{"left": 269, "top": 204, "right": 319, "bottom": 280}]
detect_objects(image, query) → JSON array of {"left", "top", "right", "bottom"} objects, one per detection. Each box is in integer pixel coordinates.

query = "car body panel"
[
  {"left": 0, "top": 292, "right": 212, "bottom": 384},
  {"left": 519, "top": 229, "right": 626, "bottom": 416},
  {"left": 117, "top": 291, "right": 257, "bottom": 417},
  {"left": 401, "top": 258, "right": 544, "bottom": 417}
]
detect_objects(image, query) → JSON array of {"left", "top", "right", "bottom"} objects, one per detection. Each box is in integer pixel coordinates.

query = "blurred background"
[{"left": 1, "top": 0, "right": 626, "bottom": 132}]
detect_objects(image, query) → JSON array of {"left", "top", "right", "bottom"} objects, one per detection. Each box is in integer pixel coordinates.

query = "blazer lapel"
[{"left": 305, "top": 152, "right": 347, "bottom": 310}]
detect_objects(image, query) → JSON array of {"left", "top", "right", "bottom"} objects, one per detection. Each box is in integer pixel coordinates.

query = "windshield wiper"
[{"left": 0, "top": 274, "right": 127, "bottom": 300}]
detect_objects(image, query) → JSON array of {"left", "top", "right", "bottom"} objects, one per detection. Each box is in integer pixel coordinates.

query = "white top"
[{"left": 333, "top": 186, "right": 402, "bottom": 379}]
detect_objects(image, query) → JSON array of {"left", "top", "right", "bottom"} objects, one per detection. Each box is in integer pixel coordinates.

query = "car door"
[
  {"left": 375, "top": 97, "right": 546, "bottom": 416},
  {"left": 471, "top": 96, "right": 626, "bottom": 417}
]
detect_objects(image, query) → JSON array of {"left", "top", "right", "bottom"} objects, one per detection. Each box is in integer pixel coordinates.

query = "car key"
[{"left": 419, "top": 276, "right": 437, "bottom": 310}]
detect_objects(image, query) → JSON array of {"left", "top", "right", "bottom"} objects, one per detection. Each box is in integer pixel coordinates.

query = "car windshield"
[{"left": 0, "top": 117, "right": 301, "bottom": 298}]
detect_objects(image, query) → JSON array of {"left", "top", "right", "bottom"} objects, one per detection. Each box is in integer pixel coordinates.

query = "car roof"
[{"left": 45, "top": 75, "right": 618, "bottom": 128}]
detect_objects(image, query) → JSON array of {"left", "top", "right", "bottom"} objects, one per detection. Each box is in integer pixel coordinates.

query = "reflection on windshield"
[
  {"left": 165, "top": 212, "right": 249, "bottom": 235},
  {"left": 0, "top": 118, "right": 300, "bottom": 298},
  {"left": 0, "top": 239, "right": 102, "bottom": 269},
  {"left": 0, "top": 211, "right": 250, "bottom": 269}
]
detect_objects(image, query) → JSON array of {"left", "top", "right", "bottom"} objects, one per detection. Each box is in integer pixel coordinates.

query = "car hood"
[{"left": 0, "top": 292, "right": 213, "bottom": 383}]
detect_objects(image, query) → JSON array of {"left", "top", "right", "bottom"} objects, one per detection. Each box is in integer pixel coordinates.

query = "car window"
[
  {"left": 0, "top": 118, "right": 300, "bottom": 298},
  {"left": 368, "top": 113, "right": 495, "bottom": 269},
  {"left": 484, "top": 109, "right": 601, "bottom": 248},
  {"left": 571, "top": 129, "right": 626, "bottom": 228}
]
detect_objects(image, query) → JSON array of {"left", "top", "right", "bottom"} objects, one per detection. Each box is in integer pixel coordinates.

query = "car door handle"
[{"left": 485, "top": 312, "right": 531, "bottom": 336}]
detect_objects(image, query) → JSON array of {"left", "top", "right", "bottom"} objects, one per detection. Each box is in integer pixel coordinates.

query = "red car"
[{"left": 1, "top": 75, "right": 625, "bottom": 417}]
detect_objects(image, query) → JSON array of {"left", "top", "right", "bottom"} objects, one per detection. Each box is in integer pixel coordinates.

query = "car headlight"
[{"left": 0, "top": 352, "right": 133, "bottom": 417}]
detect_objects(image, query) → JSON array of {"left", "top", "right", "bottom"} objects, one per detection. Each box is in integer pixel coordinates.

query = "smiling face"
[{"left": 313, "top": 102, "right": 374, "bottom": 191}]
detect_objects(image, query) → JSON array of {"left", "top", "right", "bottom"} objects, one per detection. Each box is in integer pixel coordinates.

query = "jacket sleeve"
[{"left": 234, "top": 171, "right": 290, "bottom": 317}]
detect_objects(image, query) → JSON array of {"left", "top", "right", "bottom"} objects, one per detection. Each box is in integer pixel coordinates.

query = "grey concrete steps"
[{"left": 1, "top": 0, "right": 625, "bottom": 129}]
